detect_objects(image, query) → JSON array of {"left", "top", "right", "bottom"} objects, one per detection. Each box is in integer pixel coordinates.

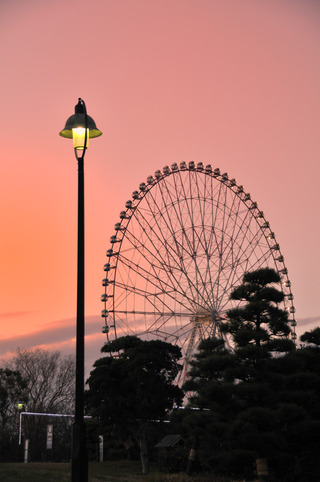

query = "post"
[
  {"left": 99, "top": 435, "right": 103, "bottom": 462},
  {"left": 18, "top": 412, "right": 22, "bottom": 445},
  {"left": 24, "top": 439, "right": 29, "bottom": 463},
  {"left": 71, "top": 155, "right": 88, "bottom": 482},
  {"left": 59, "top": 98, "right": 101, "bottom": 482}
]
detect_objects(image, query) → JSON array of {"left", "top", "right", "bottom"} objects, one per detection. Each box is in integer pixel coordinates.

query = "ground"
[{"left": 0, "top": 461, "right": 244, "bottom": 481}]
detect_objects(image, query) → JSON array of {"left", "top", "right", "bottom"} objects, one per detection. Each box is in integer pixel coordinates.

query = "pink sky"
[{"left": 0, "top": 0, "right": 319, "bottom": 371}]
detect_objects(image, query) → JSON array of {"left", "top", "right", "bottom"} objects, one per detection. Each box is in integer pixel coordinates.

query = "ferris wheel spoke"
[
  {"left": 195, "top": 181, "right": 215, "bottom": 293},
  {"left": 102, "top": 163, "right": 296, "bottom": 383},
  {"left": 176, "top": 170, "right": 198, "bottom": 254},
  {"left": 213, "top": 186, "right": 229, "bottom": 303},
  {"left": 234, "top": 226, "right": 271, "bottom": 273},
  {"left": 188, "top": 199, "right": 217, "bottom": 292},
  {"left": 144, "top": 313, "right": 181, "bottom": 336},
  {"left": 146, "top": 180, "right": 212, "bottom": 308},
  {"left": 139, "top": 188, "right": 195, "bottom": 275},
  {"left": 217, "top": 257, "right": 272, "bottom": 315},
  {"left": 218, "top": 210, "right": 254, "bottom": 274},
  {"left": 168, "top": 174, "right": 211, "bottom": 304},
  {"left": 129, "top": 207, "right": 187, "bottom": 283},
  {"left": 219, "top": 193, "right": 243, "bottom": 257},
  {"left": 156, "top": 177, "right": 194, "bottom": 257},
  {"left": 213, "top": 202, "right": 255, "bottom": 304},
  {"left": 177, "top": 172, "right": 216, "bottom": 303},
  {"left": 147, "top": 183, "right": 212, "bottom": 310},
  {"left": 213, "top": 242, "right": 258, "bottom": 311},
  {"left": 141, "top": 185, "right": 198, "bottom": 287},
  {"left": 212, "top": 180, "right": 224, "bottom": 240},
  {"left": 214, "top": 182, "right": 242, "bottom": 308},
  {"left": 216, "top": 240, "right": 275, "bottom": 313},
  {"left": 121, "top": 224, "right": 187, "bottom": 298},
  {"left": 110, "top": 310, "right": 192, "bottom": 317},
  {"left": 116, "top": 253, "right": 195, "bottom": 314},
  {"left": 113, "top": 279, "right": 172, "bottom": 302}
]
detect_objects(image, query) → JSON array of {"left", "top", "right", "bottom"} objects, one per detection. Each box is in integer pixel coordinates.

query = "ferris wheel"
[{"left": 101, "top": 162, "right": 296, "bottom": 385}]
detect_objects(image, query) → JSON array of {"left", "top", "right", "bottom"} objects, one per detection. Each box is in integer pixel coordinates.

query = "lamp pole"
[
  {"left": 59, "top": 99, "right": 102, "bottom": 482},
  {"left": 73, "top": 143, "right": 86, "bottom": 482}
]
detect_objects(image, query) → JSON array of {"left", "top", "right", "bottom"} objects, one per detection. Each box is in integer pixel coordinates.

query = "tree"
[
  {"left": 10, "top": 348, "right": 75, "bottom": 414},
  {"left": 270, "top": 328, "right": 320, "bottom": 481},
  {"left": 300, "top": 326, "right": 320, "bottom": 346},
  {"left": 86, "top": 336, "right": 183, "bottom": 474},
  {"left": 0, "top": 368, "right": 28, "bottom": 461},
  {"left": 221, "top": 267, "right": 294, "bottom": 353},
  {"left": 181, "top": 337, "right": 241, "bottom": 477},
  {"left": 8, "top": 347, "right": 75, "bottom": 461},
  {"left": 181, "top": 268, "right": 297, "bottom": 479}
]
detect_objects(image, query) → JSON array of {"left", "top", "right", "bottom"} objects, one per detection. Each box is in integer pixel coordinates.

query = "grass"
[{"left": 0, "top": 460, "right": 241, "bottom": 481}]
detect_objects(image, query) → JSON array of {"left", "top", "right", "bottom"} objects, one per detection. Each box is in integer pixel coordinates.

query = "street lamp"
[{"left": 59, "top": 98, "right": 102, "bottom": 482}]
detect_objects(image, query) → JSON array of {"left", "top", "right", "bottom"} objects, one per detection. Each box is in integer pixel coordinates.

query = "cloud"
[
  {"left": 0, "top": 311, "right": 34, "bottom": 318},
  {"left": 1, "top": 312, "right": 319, "bottom": 372},
  {"left": 296, "top": 316, "right": 320, "bottom": 328},
  {"left": 0, "top": 315, "right": 105, "bottom": 371}
]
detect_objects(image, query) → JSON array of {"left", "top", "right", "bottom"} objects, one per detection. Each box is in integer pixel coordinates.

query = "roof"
[{"left": 154, "top": 434, "right": 182, "bottom": 448}]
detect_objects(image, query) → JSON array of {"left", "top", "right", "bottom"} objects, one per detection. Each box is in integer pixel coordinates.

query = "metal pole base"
[{"left": 71, "top": 421, "right": 88, "bottom": 482}]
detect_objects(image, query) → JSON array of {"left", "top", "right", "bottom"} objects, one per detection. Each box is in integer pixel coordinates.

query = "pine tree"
[
  {"left": 86, "top": 336, "right": 183, "bottom": 474},
  {"left": 181, "top": 268, "right": 296, "bottom": 479},
  {"left": 221, "top": 267, "right": 294, "bottom": 354}
]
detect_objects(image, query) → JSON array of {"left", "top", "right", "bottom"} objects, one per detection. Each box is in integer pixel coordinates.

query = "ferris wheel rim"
[{"left": 101, "top": 162, "right": 296, "bottom": 378}]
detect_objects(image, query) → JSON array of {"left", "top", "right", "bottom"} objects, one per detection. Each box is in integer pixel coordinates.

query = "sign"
[
  {"left": 46, "top": 424, "right": 53, "bottom": 450},
  {"left": 24, "top": 439, "right": 29, "bottom": 463}
]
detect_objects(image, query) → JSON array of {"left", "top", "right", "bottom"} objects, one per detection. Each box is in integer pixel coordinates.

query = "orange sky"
[{"left": 0, "top": 0, "right": 319, "bottom": 371}]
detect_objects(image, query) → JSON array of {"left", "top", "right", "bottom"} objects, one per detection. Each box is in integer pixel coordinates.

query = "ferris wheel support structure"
[{"left": 101, "top": 162, "right": 296, "bottom": 385}]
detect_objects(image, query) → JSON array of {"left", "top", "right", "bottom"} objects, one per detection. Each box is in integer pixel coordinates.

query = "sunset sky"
[{"left": 1, "top": 0, "right": 319, "bottom": 372}]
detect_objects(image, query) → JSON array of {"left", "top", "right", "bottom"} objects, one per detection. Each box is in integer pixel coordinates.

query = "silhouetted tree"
[
  {"left": 221, "top": 267, "right": 294, "bottom": 353},
  {"left": 0, "top": 368, "right": 28, "bottom": 461},
  {"left": 8, "top": 347, "right": 75, "bottom": 461},
  {"left": 182, "top": 268, "right": 297, "bottom": 479},
  {"left": 300, "top": 326, "right": 320, "bottom": 346},
  {"left": 86, "top": 336, "right": 183, "bottom": 474},
  {"left": 270, "top": 329, "right": 320, "bottom": 480}
]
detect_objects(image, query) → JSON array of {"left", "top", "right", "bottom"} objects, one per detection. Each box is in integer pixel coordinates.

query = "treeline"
[
  {"left": 1, "top": 268, "right": 320, "bottom": 481},
  {"left": 84, "top": 268, "right": 320, "bottom": 481},
  {"left": 177, "top": 269, "right": 320, "bottom": 481},
  {"left": 0, "top": 348, "right": 75, "bottom": 462}
]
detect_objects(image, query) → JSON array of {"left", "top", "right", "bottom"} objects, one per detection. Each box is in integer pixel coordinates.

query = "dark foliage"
[
  {"left": 2, "top": 348, "right": 75, "bottom": 462},
  {"left": 86, "top": 336, "right": 183, "bottom": 429},
  {"left": 0, "top": 368, "right": 28, "bottom": 461},
  {"left": 85, "top": 336, "right": 183, "bottom": 473},
  {"left": 178, "top": 268, "right": 320, "bottom": 481},
  {"left": 300, "top": 326, "right": 320, "bottom": 346}
]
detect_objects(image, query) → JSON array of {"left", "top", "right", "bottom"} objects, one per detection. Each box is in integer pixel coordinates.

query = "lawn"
[{"left": 0, "top": 460, "right": 238, "bottom": 481}]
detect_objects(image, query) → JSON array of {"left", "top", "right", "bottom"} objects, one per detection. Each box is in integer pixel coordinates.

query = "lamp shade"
[
  {"left": 59, "top": 114, "right": 102, "bottom": 139},
  {"left": 59, "top": 100, "right": 102, "bottom": 139}
]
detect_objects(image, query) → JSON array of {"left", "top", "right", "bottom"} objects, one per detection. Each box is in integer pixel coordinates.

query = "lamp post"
[
  {"left": 17, "top": 401, "right": 25, "bottom": 461},
  {"left": 59, "top": 99, "right": 102, "bottom": 482}
]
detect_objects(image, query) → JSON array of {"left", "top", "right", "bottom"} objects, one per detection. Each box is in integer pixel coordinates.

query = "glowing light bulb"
[{"left": 72, "top": 127, "right": 89, "bottom": 150}]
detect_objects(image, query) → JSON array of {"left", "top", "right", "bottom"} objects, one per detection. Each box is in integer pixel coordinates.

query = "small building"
[
  {"left": 154, "top": 435, "right": 184, "bottom": 473},
  {"left": 155, "top": 434, "right": 182, "bottom": 450}
]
